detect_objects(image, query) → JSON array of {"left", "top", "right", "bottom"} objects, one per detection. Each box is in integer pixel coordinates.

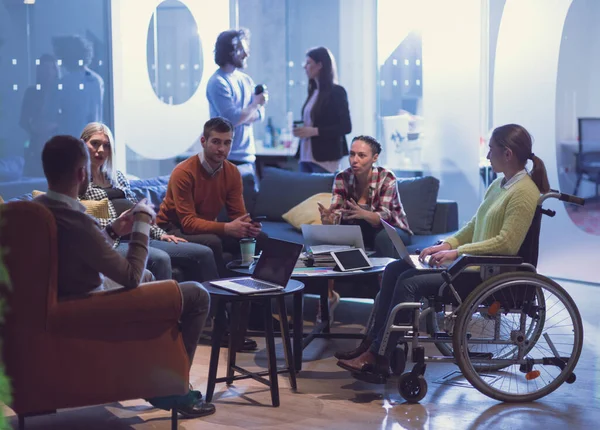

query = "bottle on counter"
[{"left": 264, "top": 117, "right": 274, "bottom": 148}]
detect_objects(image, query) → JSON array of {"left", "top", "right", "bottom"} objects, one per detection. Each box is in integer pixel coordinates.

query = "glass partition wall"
[{"left": 0, "top": 0, "right": 112, "bottom": 199}]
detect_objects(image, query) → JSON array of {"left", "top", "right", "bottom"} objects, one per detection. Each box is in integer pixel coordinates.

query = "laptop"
[
  {"left": 210, "top": 238, "right": 303, "bottom": 294},
  {"left": 301, "top": 224, "right": 365, "bottom": 253},
  {"left": 381, "top": 219, "right": 438, "bottom": 270}
]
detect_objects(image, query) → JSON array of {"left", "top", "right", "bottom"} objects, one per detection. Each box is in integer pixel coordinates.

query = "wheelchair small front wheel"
[
  {"left": 398, "top": 373, "right": 428, "bottom": 403},
  {"left": 390, "top": 344, "right": 407, "bottom": 375}
]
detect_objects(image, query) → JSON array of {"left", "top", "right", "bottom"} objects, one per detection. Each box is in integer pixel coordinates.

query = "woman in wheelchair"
[{"left": 336, "top": 123, "right": 551, "bottom": 380}]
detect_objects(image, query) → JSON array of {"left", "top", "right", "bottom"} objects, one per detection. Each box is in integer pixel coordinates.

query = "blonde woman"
[{"left": 79, "top": 122, "right": 218, "bottom": 283}]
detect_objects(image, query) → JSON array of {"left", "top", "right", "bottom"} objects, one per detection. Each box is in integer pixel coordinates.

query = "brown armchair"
[{"left": 0, "top": 201, "right": 189, "bottom": 429}]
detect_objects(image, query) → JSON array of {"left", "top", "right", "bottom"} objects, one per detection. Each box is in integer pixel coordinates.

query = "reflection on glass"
[
  {"left": 146, "top": 0, "right": 203, "bottom": 105},
  {"left": 0, "top": 0, "right": 111, "bottom": 200},
  {"left": 377, "top": 0, "right": 424, "bottom": 171},
  {"left": 556, "top": 0, "right": 600, "bottom": 236}
]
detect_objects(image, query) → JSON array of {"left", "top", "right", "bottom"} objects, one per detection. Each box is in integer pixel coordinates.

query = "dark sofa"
[
  {"left": 128, "top": 165, "right": 459, "bottom": 255},
  {"left": 9, "top": 163, "right": 458, "bottom": 255}
]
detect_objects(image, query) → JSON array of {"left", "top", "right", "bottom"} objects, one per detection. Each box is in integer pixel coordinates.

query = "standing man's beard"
[{"left": 232, "top": 57, "right": 245, "bottom": 69}]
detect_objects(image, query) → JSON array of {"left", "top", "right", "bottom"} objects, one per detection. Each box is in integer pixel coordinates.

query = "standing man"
[
  {"left": 206, "top": 28, "right": 267, "bottom": 166},
  {"left": 156, "top": 117, "right": 266, "bottom": 276}
]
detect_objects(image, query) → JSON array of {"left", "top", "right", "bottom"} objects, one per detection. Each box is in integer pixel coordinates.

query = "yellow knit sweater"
[{"left": 445, "top": 175, "right": 540, "bottom": 256}]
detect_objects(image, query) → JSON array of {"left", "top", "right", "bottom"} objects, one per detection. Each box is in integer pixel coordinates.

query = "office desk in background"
[{"left": 255, "top": 140, "right": 299, "bottom": 178}]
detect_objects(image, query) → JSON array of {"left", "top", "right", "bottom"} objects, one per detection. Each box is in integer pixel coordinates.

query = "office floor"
[{"left": 5, "top": 279, "right": 599, "bottom": 429}]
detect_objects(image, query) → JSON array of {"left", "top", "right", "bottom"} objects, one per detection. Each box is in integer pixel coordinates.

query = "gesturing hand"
[
  {"left": 224, "top": 214, "right": 255, "bottom": 239},
  {"left": 317, "top": 203, "right": 336, "bottom": 225},
  {"left": 341, "top": 199, "right": 369, "bottom": 221},
  {"left": 112, "top": 208, "right": 134, "bottom": 236}
]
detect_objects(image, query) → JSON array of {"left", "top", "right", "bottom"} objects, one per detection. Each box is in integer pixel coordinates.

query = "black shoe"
[
  {"left": 221, "top": 334, "right": 258, "bottom": 352},
  {"left": 176, "top": 399, "right": 216, "bottom": 419},
  {"left": 334, "top": 338, "right": 372, "bottom": 360},
  {"left": 337, "top": 353, "right": 391, "bottom": 385}
]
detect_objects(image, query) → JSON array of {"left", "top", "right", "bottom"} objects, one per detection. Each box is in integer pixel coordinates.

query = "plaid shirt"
[
  {"left": 80, "top": 170, "right": 167, "bottom": 245},
  {"left": 330, "top": 166, "right": 412, "bottom": 234}
]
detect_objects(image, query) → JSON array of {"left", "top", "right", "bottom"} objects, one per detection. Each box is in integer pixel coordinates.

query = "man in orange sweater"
[{"left": 157, "top": 117, "right": 264, "bottom": 276}]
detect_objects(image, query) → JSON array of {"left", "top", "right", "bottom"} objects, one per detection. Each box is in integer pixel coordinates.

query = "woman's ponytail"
[{"left": 529, "top": 153, "right": 550, "bottom": 193}]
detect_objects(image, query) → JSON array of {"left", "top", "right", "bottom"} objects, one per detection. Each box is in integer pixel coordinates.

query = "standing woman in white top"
[{"left": 293, "top": 46, "right": 352, "bottom": 173}]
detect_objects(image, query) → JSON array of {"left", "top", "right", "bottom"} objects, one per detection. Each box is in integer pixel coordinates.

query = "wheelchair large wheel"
[
  {"left": 425, "top": 293, "right": 545, "bottom": 369},
  {"left": 453, "top": 272, "right": 582, "bottom": 402}
]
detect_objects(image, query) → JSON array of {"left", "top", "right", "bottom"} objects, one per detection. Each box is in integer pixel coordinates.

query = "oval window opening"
[{"left": 146, "top": 0, "right": 203, "bottom": 105}]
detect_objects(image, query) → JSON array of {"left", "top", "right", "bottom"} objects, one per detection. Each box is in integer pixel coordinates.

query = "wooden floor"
[{"left": 5, "top": 279, "right": 600, "bottom": 429}]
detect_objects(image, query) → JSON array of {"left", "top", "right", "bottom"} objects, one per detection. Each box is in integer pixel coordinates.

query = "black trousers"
[
  {"left": 160, "top": 223, "right": 269, "bottom": 278},
  {"left": 369, "top": 259, "right": 482, "bottom": 357}
]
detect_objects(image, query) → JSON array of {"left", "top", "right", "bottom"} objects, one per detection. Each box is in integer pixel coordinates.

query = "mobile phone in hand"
[
  {"left": 131, "top": 198, "right": 148, "bottom": 213},
  {"left": 251, "top": 215, "right": 267, "bottom": 223}
]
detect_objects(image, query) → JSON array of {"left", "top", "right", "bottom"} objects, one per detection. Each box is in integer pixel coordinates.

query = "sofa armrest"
[
  {"left": 430, "top": 200, "right": 458, "bottom": 234},
  {"left": 48, "top": 280, "right": 182, "bottom": 335}
]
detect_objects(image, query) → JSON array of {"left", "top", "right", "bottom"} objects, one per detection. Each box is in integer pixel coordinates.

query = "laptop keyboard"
[{"left": 233, "top": 279, "right": 278, "bottom": 290}]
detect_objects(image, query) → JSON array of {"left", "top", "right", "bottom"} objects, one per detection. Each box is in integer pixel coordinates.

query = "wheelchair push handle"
[
  {"left": 542, "top": 190, "right": 585, "bottom": 207},
  {"left": 558, "top": 193, "right": 585, "bottom": 206}
]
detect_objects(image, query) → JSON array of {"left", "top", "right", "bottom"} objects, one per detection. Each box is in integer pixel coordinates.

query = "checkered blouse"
[
  {"left": 330, "top": 166, "right": 412, "bottom": 234},
  {"left": 80, "top": 170, "right": 166, "bottom": 245}
]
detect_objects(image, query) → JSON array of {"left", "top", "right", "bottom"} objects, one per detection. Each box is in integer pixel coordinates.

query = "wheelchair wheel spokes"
[
  {"left": 426, "top": 288, "right": 545, "bottom": 368},
  {"left": 453, "top": 272, "right": 582, "bottom": 402}
]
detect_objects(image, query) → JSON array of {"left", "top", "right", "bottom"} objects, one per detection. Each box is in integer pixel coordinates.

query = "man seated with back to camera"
[
  {"left": 35, "top": 135, "right": 215, "bottom": 418},
  {"left": 156, "top": 117, "right": 268, "bottom": 351}
]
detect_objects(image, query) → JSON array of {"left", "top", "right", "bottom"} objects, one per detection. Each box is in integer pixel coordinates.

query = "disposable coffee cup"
[
  {"left": 332, "top": 210, "right": 342, "bottom": 225},
  {"left": 293, "top": 120, "right": 304, "bottom": 128},
  {"left": 240, "top": 238, "right": 256, "bottom": 264}
]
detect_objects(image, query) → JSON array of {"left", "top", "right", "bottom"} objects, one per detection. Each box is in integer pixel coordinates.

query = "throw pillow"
[
  {"left": 80, "top": 199, "right": 111, "bottom": 219},
  {"left": 0, "top": 195, "right": 4, "bottom": 204},
  {"left": 32, "top": 190, "right": 110, "bottom": 219},
  {"left": 396, "top": 176, "right": 440, "bottom": 235},
  {"left": 282, "top": 193, "right": 333, "bottom": 230}
]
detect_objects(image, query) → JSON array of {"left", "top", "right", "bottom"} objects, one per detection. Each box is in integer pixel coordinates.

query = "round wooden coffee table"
[{"left": 226, "top": 258, "right": 394, "bottom": 364}]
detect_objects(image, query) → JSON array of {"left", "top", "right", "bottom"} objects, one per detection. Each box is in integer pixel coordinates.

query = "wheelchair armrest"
[{"left": 445, "top": 254, "right": 524, "bottom": 278}]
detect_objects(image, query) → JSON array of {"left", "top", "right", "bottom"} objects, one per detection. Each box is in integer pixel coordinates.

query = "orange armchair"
[{"left": 0, "top": 201, "right": 189, "bottom": 428}]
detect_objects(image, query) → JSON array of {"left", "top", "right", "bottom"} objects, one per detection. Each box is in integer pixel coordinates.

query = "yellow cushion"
[
  {"left": 0, "top": 195, "right": 4, "bottom": 204},
  {"left": 32, "top": 190, "right": 110, "bottom": 219},
  {"left": 81, "top": 198, "right": 110, "bottom": 219},
  {"left": 282, "top": 193, "right": 333, "bottom": 230}
]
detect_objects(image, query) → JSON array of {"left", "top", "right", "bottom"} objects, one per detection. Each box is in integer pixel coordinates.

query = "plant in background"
[
  {"left": 0, "top": 34, "right": 13, "bottom": 429},
  {"left": 0, "top": 229, "right": 11, "bottom": 428}
]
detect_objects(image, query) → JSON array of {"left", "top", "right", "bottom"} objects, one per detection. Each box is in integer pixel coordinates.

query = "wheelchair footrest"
[
  {"left": 468, "top": 351, "right": 493, "bottom": 359},
  {"left": 350, "top": 371, "right": 388, "bottom": 385},
  {"left": 431, "top": 332, "right": 451, "bottom": 339}
]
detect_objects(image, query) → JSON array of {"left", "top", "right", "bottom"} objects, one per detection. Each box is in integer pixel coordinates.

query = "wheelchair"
[{"left": 363, "top": 190, "right": 585, "bottom": 403}]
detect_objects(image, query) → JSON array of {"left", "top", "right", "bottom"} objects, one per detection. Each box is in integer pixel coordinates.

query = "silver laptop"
[
  {"left": 381, "top": 219, "right": 437, "bottom": 270},
  {"left": 210, "top": 238, "right": 303, "bottom": 294},
  {"left": 301, "top": 224, "right": 365, "bottom": 252}
]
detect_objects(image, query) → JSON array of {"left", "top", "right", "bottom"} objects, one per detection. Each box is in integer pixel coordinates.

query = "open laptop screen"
[{"left": 253, "top": 239, "right": 303, "bottom": 286}]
